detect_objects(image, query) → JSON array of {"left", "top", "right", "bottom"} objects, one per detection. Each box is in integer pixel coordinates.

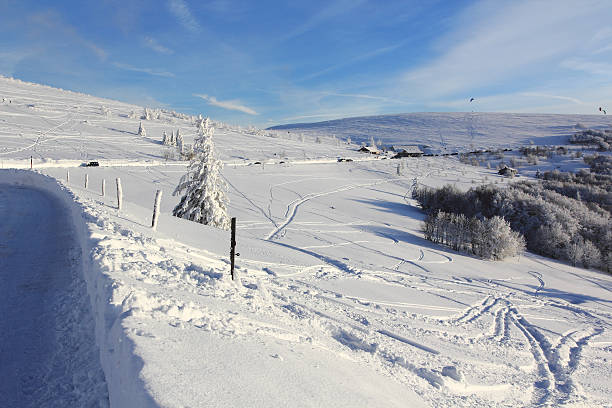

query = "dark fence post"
[{"left": 230, "top": 217, "right": 237, "bottom": 280}]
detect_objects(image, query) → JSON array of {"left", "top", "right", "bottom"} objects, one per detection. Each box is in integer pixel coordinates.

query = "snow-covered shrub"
[
  {"left": 138, "top": 122, "right": 146, "bottom": 137},
  {"left": 172, "top": 126, "right": 230, "bottom": 230},
  {"left": 414, "top": 181, "right": 610, "bottom": 271},
  {"left": 584, "top": 154, "right": 612, "bottom": 175}
]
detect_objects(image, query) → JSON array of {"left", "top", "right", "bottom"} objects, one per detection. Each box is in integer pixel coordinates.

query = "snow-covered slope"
[
  {"left": 1, "top": 76, "right": 611, "bottom": 407},
  {"left": 269, "top": 112, "right": 612, "bottom": 153}
]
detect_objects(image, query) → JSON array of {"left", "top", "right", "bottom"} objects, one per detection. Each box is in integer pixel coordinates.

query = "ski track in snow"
[{"left": 265, "top": 177, "right": 402, "bottom": 240}]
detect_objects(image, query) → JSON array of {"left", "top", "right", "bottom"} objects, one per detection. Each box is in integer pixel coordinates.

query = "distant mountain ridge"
[{"left": 269, "top": 112, "right": 611, "bottom": 153}]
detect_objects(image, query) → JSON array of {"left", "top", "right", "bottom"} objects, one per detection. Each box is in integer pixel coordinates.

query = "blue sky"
[{"left": 1, "top": 0, "right": 611, "bottom": 127}]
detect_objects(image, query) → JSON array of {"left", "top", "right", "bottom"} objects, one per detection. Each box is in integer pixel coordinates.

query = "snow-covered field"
[
  {"left": 1, "top": 76, "right": 611, "bottom": 407},
  {"left": 269, "top": 111, "right": 612, "bottom": 153}
]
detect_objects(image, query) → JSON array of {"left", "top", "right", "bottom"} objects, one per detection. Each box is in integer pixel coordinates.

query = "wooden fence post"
[
  {"left": 230, "top": 217, "right": 237, "bottom": 280},
  {"left": 116, "top": 178, "right": 123, "bottom": 210},
  {"left": 66, "top": 169, "right": 69, "bottom": 183},
  {"left": 102, "top": 179, "right": 105, "bottom": 196},
  {"left": 84, "top": 173, "right": 88, "bottom": 189},
  {"left": 30, "top": 156, "right": 32, "bottom": 169},
  {"left": 151, "top": 190, "right": 162, "bottom": 230}
]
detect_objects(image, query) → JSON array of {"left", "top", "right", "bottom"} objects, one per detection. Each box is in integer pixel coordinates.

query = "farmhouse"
[
  {"left": 392, "top": 145, "right": 423, "bottom": 158},
  {"left": 358, "top": 145, "right": 380, "bottom": 155},
  {"left": 498, "top": 165, "right": 518, "bottom": 177}
]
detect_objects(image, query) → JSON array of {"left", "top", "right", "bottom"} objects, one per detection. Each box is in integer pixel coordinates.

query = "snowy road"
[{"left": 0, "top": 185, "right": 108, "bottom": 407}]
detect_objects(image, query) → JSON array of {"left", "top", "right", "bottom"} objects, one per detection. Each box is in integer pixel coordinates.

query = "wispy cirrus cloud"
[
  {"left": 282, "top": 0, "right": 365, "bottom": 41},
  {"left": 520, "top": 92, "right": 585, "bottom": 105},
  {"left": 400, "top": 0, "right": 611, "bottom": 99},
  {"left": 29, "top": 11, "right": 108, "bottom": 60},
  {"left": 113, "top": 62, "right": 175, "bottom": 77},
  {"left": 167, "top": 0, "right": 200, "bottom": 33},
  {"left": 561, "top": 59, "right": 612, "bottom": 77},
  {"left": 298, "top": 40, "right": 408, "bottom": 82},
  {"left": 142, "top": 37, "right": 173, "bottom": 54},
  {"left": 194, "top": 93, "right": 257, "bottom": 115}
]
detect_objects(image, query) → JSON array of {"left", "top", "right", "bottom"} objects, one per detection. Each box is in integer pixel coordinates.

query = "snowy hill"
[
  {"left": 269, "top": 112, "right": 612, "bottom": 153},
  {"left": 1, "top": 76, "right": 611, "bottom": 407}
]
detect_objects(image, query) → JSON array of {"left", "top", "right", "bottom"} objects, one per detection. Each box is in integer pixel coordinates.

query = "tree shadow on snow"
[{"left": 351, "top": 198, "right": 425, "bottom": 220}]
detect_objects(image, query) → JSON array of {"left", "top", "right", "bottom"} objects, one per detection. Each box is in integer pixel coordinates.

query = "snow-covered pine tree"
[
  {"left": 197, "top": 118, "right": 205, "bottom": 132},
  {"left": 174, "top": 129, "right": 180, "bottom": 146},
  {"left": 162, "top": 131, "right": 169, "bottom": 145},
  {"left": 138, "top": 121, "right": 146, "bottom": 137},
  {"left": 204, "top": 117, "right": 211, "bottom": 130},
  {"left": 172, "top": 126, "right": 230, "bottom": 230},
  {"left": 369, "top": 135, "right": 376, "bottom": 147}
]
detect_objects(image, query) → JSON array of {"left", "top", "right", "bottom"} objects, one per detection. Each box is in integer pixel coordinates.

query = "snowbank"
[{"left": 0, "top": 169, "right": 156, "bottom": 406}]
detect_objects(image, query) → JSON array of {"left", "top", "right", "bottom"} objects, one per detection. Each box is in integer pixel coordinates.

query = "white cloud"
[
  {"left": 142, "top": 37, "right": 173, "bottom": 54},
  {"left": 194, "top": 93, "right": 257, "bottom": 115},
  {"left": 168, "top": 0, "right": 200, "bottom": 33},
  {"left": 400, "top": 0, "right": 611, "bottom": 98},
  {"left": 113, "top": 62, "right": 175, "bottom": 77}
]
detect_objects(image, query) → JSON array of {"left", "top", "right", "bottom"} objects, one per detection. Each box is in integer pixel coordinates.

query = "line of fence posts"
[{"left": 65, "top": 173, "right": 238, "bottom": 280}]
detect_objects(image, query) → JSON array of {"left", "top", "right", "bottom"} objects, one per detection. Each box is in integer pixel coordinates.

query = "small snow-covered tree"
[
  {"left": 197, "top": 118, "right": 206, "bottom": 132},
  {"left": 162, "top": 131, "right": 169, "bottom": 145},
  {"left": 346, "top": 136, "right": 351, "bottom": 144},
  {"left": 169, "top": 130, "right": 176, "bottom": 146},
  {"left": 138, "top": 121, "right": 146, "bottom": 137},
  {"left": 369, "top": 135, "right": 376, "bottom": 147},
  {"left": 204, "top": 117, "right": 211, "bottom": 129},
  {"left": 176, "top": 129, "right": 184, "bottom": 155},
  {"left": 172, "top": 126, "right": 230, "bottom": 229}
]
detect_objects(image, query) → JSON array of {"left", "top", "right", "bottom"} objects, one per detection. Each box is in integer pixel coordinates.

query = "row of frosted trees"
[{"left": 423, "top": 211, "right": 525, "bottom": 260}]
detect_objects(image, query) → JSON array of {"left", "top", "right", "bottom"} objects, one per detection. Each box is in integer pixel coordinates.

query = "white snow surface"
[
  {"left": 1, "top": 76, "right": 611, "bottom": 407},
  {"left": 269, "top": 112, "right": 612, "bottom": 153}
]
